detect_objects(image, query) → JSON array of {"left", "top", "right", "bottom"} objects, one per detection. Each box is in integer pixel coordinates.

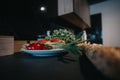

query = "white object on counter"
[
  {"left": 46, "top": 30, "right": 51, "bottom": 36},
  {"left": 82, "top": 30, "right": 87, "bottom": 43}
]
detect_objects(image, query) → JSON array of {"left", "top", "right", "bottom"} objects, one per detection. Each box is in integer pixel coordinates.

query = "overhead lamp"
[{"left": 40, "top": 6, "right": 46, "bottom": 12}]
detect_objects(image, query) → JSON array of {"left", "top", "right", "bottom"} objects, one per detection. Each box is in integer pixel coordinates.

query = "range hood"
[
  {"left": 58, "top": 0, "right": 90, "bottom": 30},
  {"left": 60, "top": 12, "right": 89, "bottom": 30}
]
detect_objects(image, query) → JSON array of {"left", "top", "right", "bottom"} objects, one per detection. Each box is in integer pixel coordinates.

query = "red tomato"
[
  {"left": 26, "top": 43, "right": 41, "bottom": 50},
  {"left": 26, "top": 46, "right": 32, "bottom": 50},
  {"left": 38, "top": 39, "right": 49, "bottom": 44},
  {"left": 50, "top": 38, "right": 60, "bottom": 42},
  {"left": 26, "top": 43, "right": 34, "bottom": 50},
  {"left": 33, "top": 43, "right": 41, "bottom": 50},
  {"left": 40, "top": 44, "right": 46, "bottom": 50}
]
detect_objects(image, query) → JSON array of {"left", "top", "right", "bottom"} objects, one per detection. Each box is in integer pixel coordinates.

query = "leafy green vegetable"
[
  {"left": 45, "top": 29, "right": 76, "bottom": 43},
  {"left": 76, "top": 32, "right": 83, "bottom": 39},
  {"left": 62, "top": 44, "right": 82, "bottom": 56},
  {"left": 45, "top": 28, "right": 88, "bottom": 56},
  {"left": 57, "top": 38, "right": 88, "bottom": 56}
]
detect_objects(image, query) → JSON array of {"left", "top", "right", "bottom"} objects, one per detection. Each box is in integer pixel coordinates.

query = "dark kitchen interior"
[
  {"left": 86, "top": 13, "right": 103, "bottom": 44},
  {"left": 88, "top": 0, "right": 107, "bottom": 5},
  {"left": 0, "top": 1, "right": 120, "bottom": 80},
  {"left": 1, "top": 0, "right": 80, "bottom": 40},
  {"left": 0, "top": 0, "right": 106, "bottom": 40}
]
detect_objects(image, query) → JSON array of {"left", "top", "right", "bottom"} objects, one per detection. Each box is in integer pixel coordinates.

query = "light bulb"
[{"left": 40, "top": 6, "right": 46, "bottom": 11}]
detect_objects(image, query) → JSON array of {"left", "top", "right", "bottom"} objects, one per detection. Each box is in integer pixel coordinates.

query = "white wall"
[{"left": 90, "top": 0, "right": 120, "bottom": 47}]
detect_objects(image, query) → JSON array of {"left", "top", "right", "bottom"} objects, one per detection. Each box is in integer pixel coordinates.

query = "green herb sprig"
[
  {"left": 46, "top": 28, "right": 88, "bottom": 56},
  {"left": 57, "top": 32, "right": 88, "bottom": 56}
]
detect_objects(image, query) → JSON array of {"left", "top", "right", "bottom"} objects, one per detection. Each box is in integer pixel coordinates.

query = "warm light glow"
[{"left": 40, "top": 6, "right": 46, "bottom": 11}]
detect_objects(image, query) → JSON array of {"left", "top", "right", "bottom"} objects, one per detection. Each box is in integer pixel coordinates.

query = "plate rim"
[
  {"left": 21, "top": 48, "right": 64, "bottom": 51},
  {"left": 21, "top": 48, "right": 66, "bottom": 57}
]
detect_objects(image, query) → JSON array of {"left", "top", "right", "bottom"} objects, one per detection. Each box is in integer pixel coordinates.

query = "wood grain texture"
[
  {"left": 58, "top": 0, "right": 73, "bottom": 16},
  {"left": 0, "top": 36, "right": 14, "bottom": 56},
  {"left": 74, "top": 0, "right": 90, "bottom": 27}
]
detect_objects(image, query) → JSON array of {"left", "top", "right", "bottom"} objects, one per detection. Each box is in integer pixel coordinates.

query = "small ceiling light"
[{"left": 40, "top": 6, "right": 46, "bottom": 12}]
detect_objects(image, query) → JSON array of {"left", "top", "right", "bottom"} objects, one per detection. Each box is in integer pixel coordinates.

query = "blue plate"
[{"left": 21, "top": 49, "right": 66, "bottom": 57}]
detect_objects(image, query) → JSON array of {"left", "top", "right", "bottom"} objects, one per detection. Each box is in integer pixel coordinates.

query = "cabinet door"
[
  {"left": 58, "top": 0, "right": 73, "bottom": 16},
  {"left": 74, "top": 0, "right": 90, "bottom": 27}
]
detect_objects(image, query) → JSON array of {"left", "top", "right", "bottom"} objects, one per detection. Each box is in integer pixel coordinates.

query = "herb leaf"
[
  {"left": 76, "top": 32, "right": 83, "bottom": 39},
  {"left": 62, "top": 44, "right": 82, "bottom": 56}
]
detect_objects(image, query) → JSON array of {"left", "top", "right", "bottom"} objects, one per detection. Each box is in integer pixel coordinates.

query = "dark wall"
[
  {"left": 86, "top": 13, "right": 103, "bottom": 44},
  {"left": 0, "top": 0, "right": 82, "bottom": 40}
]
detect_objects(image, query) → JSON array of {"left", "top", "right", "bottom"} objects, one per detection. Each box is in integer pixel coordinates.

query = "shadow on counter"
[{"left": 79, "top": 54, "right": 113, "bottom": 80}]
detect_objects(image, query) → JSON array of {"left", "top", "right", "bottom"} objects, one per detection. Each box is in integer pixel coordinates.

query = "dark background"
[
  {"left": 0, "top": 0, "right": 83, "bottom": 40},
  {"left": 0, "top": 0, "right": 106, "bottom": 40},
  {"left": 86, "top": 13, "right": 103, "bottom": 44}
]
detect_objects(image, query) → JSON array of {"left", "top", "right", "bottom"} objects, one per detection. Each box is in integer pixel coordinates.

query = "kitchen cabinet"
[
  {"left": 58, "top": 0, "right": 73, "bottom": 16},
  {"left": 74, "top": 0, "right": 90, "bottom": 28},
  {"left": 57, "top": 0, "right": 90, "bottom": 29}
]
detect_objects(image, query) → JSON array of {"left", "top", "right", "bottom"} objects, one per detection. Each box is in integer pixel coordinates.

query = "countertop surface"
[{"left": 0, "top": 52, "right": 113, "bottom": 80}]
